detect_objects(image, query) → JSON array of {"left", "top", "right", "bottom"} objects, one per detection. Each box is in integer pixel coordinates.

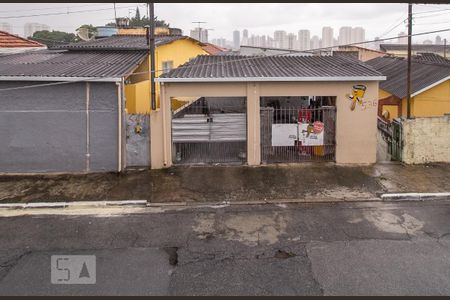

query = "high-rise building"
[
  {"left": 233, "top": 30, "right": 240, "bottom": 50},
  {"left": 338, "top": 26, "right": 352, "bottom": 46},
  {"left": 310, "top": 35, "right": 320, "bottom": 50},
  {"left": 241, "top": 29, "right": 249, "bottom": 46},
  {"left": 298, "top": 29, "right": 310, "bottom": 50},
  {"left": 24, "top": 23, "right": 50, "bottom": 38},
  {"left": 435, "top": 35, "right": 442, "bottom": 45},
  {"left": 398, "top": 32, "right": 407, "bottom": 44},
  {"left": 287, "top": 33, "right": 297, "bottom": 50},
  {"left": 321, "top": 27, "right": 334, "bottom": 49},
  {"left": 0, "top": 22, "right": 12, "bottom": 33},
  {"left": 351, "top": 27, "right": 365, "bottom": 45},
  {"left": 373, "top": 37, "right": 381, "bottom": 50},
  {"left": 190, "top": 27, "right": 208, "bottom": 43},
  {"left": 274, "top": 30, "right": 288, "bottom": 49}
]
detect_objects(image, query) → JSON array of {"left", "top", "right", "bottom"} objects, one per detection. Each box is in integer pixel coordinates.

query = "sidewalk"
[{"left": 0, "top": 163, "right": 449, "bottom": 204}]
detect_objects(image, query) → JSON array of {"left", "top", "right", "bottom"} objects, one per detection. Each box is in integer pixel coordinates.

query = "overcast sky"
[{"left": 1, "top": 3, "right": 449, "bottom": 43}]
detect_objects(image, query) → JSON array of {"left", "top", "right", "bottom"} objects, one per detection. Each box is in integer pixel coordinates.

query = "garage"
[{"left": 151, "top": 55, "right": 385, "bottom": 168}]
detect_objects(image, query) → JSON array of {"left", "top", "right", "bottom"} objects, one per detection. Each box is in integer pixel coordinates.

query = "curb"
[
  {"left": 0, "top": 200, "right": 147, "bottom": 210},
  {"left": 381, "top": 192, "right": 450, "bottom": 201}
]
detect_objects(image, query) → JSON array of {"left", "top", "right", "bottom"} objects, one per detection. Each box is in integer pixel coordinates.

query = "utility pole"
[
  {"left": 149, "top": 3, "right": 156, "bottom": 111},
  {"left": 406, "top": 3, "right": 412, "bottom": 119},
  {"left": 113, "top": 3, "right": 117, "bottom": 26}
]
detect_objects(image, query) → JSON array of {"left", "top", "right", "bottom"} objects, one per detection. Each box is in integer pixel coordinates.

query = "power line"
[
  {"left": 0, "top": 4, "right": 147, "bottom": 19},
  {"left": 1, "top": 28, "right": 449, "bottom": 92}
]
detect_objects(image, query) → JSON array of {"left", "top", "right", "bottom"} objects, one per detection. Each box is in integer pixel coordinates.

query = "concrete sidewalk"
[{"left": 0, "top": 163, "right": 449, "bottom": 204}]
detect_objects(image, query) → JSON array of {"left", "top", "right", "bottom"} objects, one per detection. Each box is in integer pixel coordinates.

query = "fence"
[
  {"left": 260, "top": 106, "right": 336, "bottom": 163},
  {"left": 377, "top": 117, "right": 403, "bottom": 161}
]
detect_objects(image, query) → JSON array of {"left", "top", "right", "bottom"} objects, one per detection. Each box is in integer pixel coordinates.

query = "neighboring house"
[
  {"left": 53, "top": 34, "right": 207, "bottom": 113},
  {"left": 366, "top": 55, "right": 450, "bottom": 120},
  {"left": 336, "top": 45, "right": 386, "bottom": 62},
  {"left": 0, "top": 30, "right": 46, "bottom": 54},
  {"left": 380, "top": 43, "right": 450, "bottom": 58},
  {"left": 230, "top": 45, "right": 313, "bottom": 56},
  {"left": 201, "top": 43, "right": 227, "bottom": 55},
  {"left": 151, "top": 55, "right": 385, "bottom": 168},
  {"left": 0, "top": 49, "right": 147, "bottom": 173}
]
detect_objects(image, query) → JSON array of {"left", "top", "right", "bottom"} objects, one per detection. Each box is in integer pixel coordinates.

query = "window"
[{"left": 162, "top": 60, "right": 174, "bottom": 74}]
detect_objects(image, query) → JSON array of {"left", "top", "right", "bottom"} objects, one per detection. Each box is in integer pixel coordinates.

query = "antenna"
[
  {"left": 76, "top": 27, "right": 95, "bottom": 41},
  {"left": 192, "top": 21, "right": 207, "bottom": 29}
]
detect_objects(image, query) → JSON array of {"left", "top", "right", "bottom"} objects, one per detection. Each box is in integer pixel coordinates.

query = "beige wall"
[
  {"left": 402, "top": 116, "right": 450, "bottom": 164},
  {"left": 151, "top": 80, "right": 380, "bottom": 168}
]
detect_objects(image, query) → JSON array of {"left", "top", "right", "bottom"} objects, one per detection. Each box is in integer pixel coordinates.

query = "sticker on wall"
[
  {"left": 346, "top": 84, "right": 367, "bottom": 111},
  {"left": 299, "top": 121, "right": 324, "bottom": 146}
]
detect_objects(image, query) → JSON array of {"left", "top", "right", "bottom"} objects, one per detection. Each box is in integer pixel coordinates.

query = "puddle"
[{"left": 363, "top": 211, "right": 424, "bottom": 235}]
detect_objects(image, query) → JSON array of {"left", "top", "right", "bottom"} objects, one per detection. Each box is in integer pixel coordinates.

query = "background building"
[
  {"left": 298, "top": 29, "right": 310, "bottom": 51},
  {"left": 274, "top": 30, "right": 288, "bottom": 49},
  {"left": 321, "top": 26, "right": 334, "bottom": 49},
  {"left": 233, "top": 30, "right": 240, "bottom": 50},
  {"left": 398, "top": 32, "right": 407, "bottom": 44},
  {"left": 351, "top": 27, "right": 365, "bottom": 44},
  {"left": 310, "top": 35, "right": 320, "bottom": 50},
  {"left": 338, "top": 26, "right": 352, "bottom": 46},
  {"left": 287, "top": 33, "right": 297, "bottom": 50},
  {"left": 190, "top": 27, "right": 208, "bottom": 43},
  {"left": 24, "top": 23, "right": 50, "bottom": 38},
  {"left": 0, "top": 22, "right": 12, "bottom": 34}
]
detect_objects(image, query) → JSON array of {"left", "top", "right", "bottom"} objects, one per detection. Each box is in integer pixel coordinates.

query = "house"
[
  {"left": 54, "top": 34, "right": 208, "bottom": 113},
  {"left": 151, "top": 55, "right": 385, "bottom": 168},
  {"left": 0, "top": 30, "right": 46, "bottom": 54},
  {"left": 366, "top": 55, "right": 450, "bottom": 120},
  {"left": 0, "top": 49, "right": 147, "bottom": 173},
  {"left": 201, "top": 43, "right": 227, "bottom": 55},
  {"left": 380, "top": 43, "right": 450, "bottom": 58},
  {"left": 336, "top": 45, "right": 387, "bottom": 62}
]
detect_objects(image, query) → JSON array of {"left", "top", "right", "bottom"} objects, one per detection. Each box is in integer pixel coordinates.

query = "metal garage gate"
[
  {"left": 172, "top": 97, "right": 247, "bottom": 165},
  {"left": 261, "top": 106, "right": 336, "bottom": 163}
]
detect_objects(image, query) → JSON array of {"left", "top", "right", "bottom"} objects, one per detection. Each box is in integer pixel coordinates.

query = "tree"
[
  {"left": 30, "top": 30, "right": 77, "bottom": 47},
  {"left": 128, "top": 7, "right": 170, "bottom": 27},
  {"left": 76, "top": 24, "right": 97, "bottom": 39}
]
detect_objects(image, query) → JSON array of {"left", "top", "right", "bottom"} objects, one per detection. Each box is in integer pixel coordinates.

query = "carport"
[{"left": 151, "top": 55, "right": 385, "bottom": 168}]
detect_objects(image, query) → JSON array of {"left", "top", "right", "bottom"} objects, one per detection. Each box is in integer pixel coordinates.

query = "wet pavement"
[
  {"left": 0, "top": 200, "right": 450, "bottom": 295},
  {"left": 0, "top": 162, "right": 449, "bottom": 204}
]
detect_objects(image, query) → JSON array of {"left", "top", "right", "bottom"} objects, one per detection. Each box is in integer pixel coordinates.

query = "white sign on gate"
[
  {"left": 271, "top": 124, "right": 298, "bottom": 146},
  {"left": 299, "top": 121, "right": 324, "bottom": 146}
]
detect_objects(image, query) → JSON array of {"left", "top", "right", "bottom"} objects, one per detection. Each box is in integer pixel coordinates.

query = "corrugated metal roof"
[
  {"left": 0, "top": 49, "right": 147, "bottom": 79},
  {"left": 52, "top": 35, "right": 203, "bottom": 51},
  {"left": 380, "top": 43, "right": 450, "bottom": 52},
  {"left": 158, "top": 55, "right": 384, "bottom": 81},
  {"left": 366, "top": 56, "right": 450, "bottom": 99},
  {"left": 0, "top": 30, "right": 45, "bottom": 48}
]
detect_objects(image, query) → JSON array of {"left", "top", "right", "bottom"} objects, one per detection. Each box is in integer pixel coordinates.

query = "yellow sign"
[{"left": 347, "top": 84, "right": 367, "bottom": 111}]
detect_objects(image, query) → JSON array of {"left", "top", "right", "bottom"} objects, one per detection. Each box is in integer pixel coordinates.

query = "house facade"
[
  {"left": 367, "top": 55, "right": 450, "bottom": 120},
  {"left": 151, "top": 55, "right": 385, "bottom": 168},
  {"left": 55, "top": 35, "right": 207, "bottom": 114},
  {"left": 0, "top": 30, "right": 46, "bottom": 54}
]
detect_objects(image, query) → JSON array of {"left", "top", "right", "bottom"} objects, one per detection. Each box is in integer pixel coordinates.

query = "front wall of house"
[
  {"left": 151, "top": 81, "right": 379, "bottom": 168},
  {"left": 0, "top": 81, "right": 119, "bottom": 173},
  {"left": 410, "top": 79, "right": 450, "bottom": 117}
]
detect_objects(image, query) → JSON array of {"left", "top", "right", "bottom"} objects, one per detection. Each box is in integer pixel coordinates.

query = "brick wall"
[{"left": 402, "top": 116, "right": 450, "bottom": 164}]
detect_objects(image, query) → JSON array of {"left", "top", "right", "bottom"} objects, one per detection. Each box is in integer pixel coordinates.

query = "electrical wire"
[{"left": 0, "top": 28, "right": 449, "bottom": 92}]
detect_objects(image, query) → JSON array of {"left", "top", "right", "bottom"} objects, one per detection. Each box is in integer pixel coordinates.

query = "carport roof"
[
  {"left": 157, "top": 55, "right": 385, "bottom": 82},
  {"left": 0, "top": 49, "right": 147, "bottom": 81}
]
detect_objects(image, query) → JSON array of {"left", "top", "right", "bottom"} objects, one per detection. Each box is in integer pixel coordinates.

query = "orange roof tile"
[
  {"left": 0, "top": 31, "right": 45, "bottom": 48},
  {"left": 202, "top": 43, "right": 226, "bottom": 55}
]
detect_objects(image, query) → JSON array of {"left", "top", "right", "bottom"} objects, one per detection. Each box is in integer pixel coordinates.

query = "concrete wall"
[
  {"left": 0, "top": 81, "right": 119, "bottom": 173},
  {"left": 402, "top": 116, "right": 450, "bottom": 164},
  {"left": 151, "top": 80, "right": 379, "bottom": 168}
]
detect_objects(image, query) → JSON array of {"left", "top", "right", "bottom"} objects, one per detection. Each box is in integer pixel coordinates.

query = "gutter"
[
  {"left": 156, "top": 76, "right": 387, "bottom": 83},
  {"left": 0, "top": 76, "right": 121, "bottom": 82}
]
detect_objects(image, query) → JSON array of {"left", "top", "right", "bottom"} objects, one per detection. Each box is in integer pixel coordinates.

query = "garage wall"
[{"left": 0, "top": 81, "right": 119, "bottom": 173}]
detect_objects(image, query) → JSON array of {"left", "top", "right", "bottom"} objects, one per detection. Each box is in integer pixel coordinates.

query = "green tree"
[
  {"left": 76, "top": 24, "right": 97, "bottom": 39},
  {"left": 30, "top": 30, "right": 77, "bottom": 47},
  {"left": 128, "top": 7, "right": 170, "bottom": 27}
]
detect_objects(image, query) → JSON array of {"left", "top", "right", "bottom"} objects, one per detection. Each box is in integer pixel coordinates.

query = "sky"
[{"left": 1, "top": 3, "right": 450, "bottom": 44}]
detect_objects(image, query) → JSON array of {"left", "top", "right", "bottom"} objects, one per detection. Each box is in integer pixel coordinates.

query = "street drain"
[
  {"left": 274, "top": 250, "right": 296, "bottom": 259},
  {"left": 163, "top": 247, "right": 179, "bottom": 266}
]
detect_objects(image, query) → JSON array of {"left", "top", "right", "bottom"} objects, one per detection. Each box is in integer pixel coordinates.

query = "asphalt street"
[{"left": 0, "top": 200, "right": 450, "bottom": 295}]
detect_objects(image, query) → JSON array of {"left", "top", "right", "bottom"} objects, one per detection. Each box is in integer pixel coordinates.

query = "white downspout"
[
  {"left": 116, "top": 81, "right": 122, "bottom": 172},
  {"left": 162, "top": 82, "right": 168, "bottom": 166},
  {"left": 85, "top": 82, "right": 90, "bottom": 172}
]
